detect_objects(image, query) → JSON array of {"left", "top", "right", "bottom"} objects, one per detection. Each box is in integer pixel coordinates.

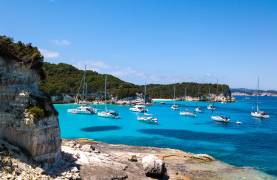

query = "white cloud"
[
  {"left": 51, "top": 39, "right": 71, "bottom": 46},
  {"left": 72, "top": 60, "right": 224, "bottom": 85},
  {"left": 39, "top": 48, "right": 60, "bottom": 59},
  {"left": 73, "top": 60, "right": 147, "bottom": 82}
]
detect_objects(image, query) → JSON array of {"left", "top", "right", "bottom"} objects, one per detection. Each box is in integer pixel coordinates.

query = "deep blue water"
[{"left": 55, "top": 96, "right": 277, "bottom": 176}]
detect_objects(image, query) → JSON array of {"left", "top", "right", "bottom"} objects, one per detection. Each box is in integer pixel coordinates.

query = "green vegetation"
[
  {"left": 27, "top": 106, "right": 45, "bottom": 120},
  {"left": 40, "top": 62, "right": 138, "bottom": 99},
  {"left": 0, "top": 35, "right": 231, "bottom": 99},
  {"left": 0, "top": 35, "right": 45, "bottom": 79},
  {"left": 41, "top": 62, "right": 231, "bottom": 99}
]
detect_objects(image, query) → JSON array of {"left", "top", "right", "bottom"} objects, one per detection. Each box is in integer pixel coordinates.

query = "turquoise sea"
[{"left": 55, "top": 96, "right": 277, "bottom": 176}]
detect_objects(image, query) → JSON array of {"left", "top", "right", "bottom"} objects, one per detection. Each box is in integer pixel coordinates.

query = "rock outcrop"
[
  {"left": 0, "top": 36, "right": 61, "bottom": 165},
  {"left": 1, "top": 139, "right": 275, "bottom": 179},
  {"left": 141, "top": 155, "right": 166, "bottom": 178}
]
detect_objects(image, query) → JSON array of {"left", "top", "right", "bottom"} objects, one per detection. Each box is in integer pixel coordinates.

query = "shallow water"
[{"left": 55, "top": 96, "right": 277, "bottom": 176}]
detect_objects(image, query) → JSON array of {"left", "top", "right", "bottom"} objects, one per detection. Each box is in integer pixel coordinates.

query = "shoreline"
[
  {"left": 63, "top": 139, "right": 276, "bottom": 179},
  {"left": 1, "top": 138, "right": 275, "bottom": 179}
]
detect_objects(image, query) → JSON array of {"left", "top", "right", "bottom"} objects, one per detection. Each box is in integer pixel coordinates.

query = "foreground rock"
[
  {"left": 142, "top": 155, "right": 165, "bottom": 178},
  {"left": 0, "top": 139, "right": 276, "bottom": 180}
]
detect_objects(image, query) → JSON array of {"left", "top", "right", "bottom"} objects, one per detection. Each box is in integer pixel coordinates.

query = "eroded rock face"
[{"left": 0, "top": 55, "right": 61, "bottom": 164}]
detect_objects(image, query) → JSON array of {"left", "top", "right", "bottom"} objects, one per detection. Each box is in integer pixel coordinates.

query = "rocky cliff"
[{"left": 0, "top": 36, "right": 61, "bottom": 165}]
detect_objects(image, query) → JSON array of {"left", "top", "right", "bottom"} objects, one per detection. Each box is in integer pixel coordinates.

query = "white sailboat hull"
[
  {"left": 251, "top": 112, "right": 270, "bottom": 119},
  {"left": 180, "top": 111, "right": 196, "bottom": 117},
  {"left": 68, "top": 106, "right": 97, "bottom": 114},
  {"left": 211, "top": 116, "right": 230, "bottom": 123},
  {"left": 97, "top": 111, "right": 119, "bottom": 119}
]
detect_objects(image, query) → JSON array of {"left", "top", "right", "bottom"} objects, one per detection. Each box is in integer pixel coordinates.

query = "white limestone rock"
[{"left": 141, "top": 155, "right": 166, "bottom": 178}]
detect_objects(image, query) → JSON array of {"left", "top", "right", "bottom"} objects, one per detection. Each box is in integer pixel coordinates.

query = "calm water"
[{"left": 55, "top": 96, "right": 277, "bottom": 176}]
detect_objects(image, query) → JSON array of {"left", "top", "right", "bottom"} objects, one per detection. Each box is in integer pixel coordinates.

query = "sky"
[{"left": 0, "top": 0, "right": 277, "bottom": 90}]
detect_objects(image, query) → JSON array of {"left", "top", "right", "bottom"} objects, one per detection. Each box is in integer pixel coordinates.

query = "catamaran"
[
  {"left": 97, "top": 75, "right": 119, "bottom": 119},
  {"left": 171, "top": 85, "right": 179, "bottom": 110},
  {"left": 68, "top": 66, "right": 97, "bottom": 114},
  {"left": 251, "top": 78, "right": 270, "bottom": 119}
]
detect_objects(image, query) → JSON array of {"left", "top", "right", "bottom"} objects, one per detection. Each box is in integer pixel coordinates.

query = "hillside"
[
  {"left": 0, "top": 35, "right": 231, "bottom": 100},
  {"left": 41, "top": 62, "right": 231, "bottom": 99}
]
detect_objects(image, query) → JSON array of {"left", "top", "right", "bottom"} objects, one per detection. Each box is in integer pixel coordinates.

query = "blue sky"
[{"left": 1, "top": 0, "right": 277, "bottom": 89}]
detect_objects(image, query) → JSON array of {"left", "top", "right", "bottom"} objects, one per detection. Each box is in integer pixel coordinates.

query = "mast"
[
  {"left": 256, "top": 77, "right": 260, "bottom": 112},
  {"left": 184, "top": 87, "right": 187, "bottom": 101},
  {"left": 198, "top": 86, "right": 200, "bottom": 100},
  {"left": 216, "top": 79, "right": 219, "bottom": 95},
  {"left": 82, "top": 66, "right": 87, "bottom": 101},
  {"left": 215, "top": 79, "right": 219, "bottom": 102},
  {"left": 104, "top": 75, "right": 107, "bottom": 111},
  {"left": 173, "top": 85, "right": 176, "bottom": 105},
  {"left": 144, "top": 83, "right": 147, "bottom": 105},
  {"left": 208, "top": 86, "right": 211, "bottom": 101}
]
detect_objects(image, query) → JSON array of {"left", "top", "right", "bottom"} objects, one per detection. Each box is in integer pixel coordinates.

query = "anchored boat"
[
  {"left": 251, "top": 77, "right": 270, "bottom": 119},
  {"left": 211, "top": 116, "right": 230, "bottom": 123},
  {"left": 68, "top": 66, "right": 97, "bottom": 114},
  {"left": 97, "top": 75, "right": 119, "bottom": 119},
  {"left": 171, "top": 85, "right": 179, "bottom": 110}
]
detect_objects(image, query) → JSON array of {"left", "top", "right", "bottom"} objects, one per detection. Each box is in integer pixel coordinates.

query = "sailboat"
[
  {"left": 97, "top": 75, "right": 119, "bottom": 119},
  {"left": 68, "top": 66, "right": 97, "bottom": 114},
  {"left": 195, "top": 86, "right": 203, "bottom": 113},
  {"left": 130, "top": 84, "right": 148, "bottom": 113},
  {"left": 207, "top": 84, "right": 216, "bottom": 111},
  {"left": 137, "top": 84, "right": 158, "bottom": 123},
  {"left": 251, "top": 77, "right": 270, "bottom": 119},
  {"left": 209, "top": 80, "right": 230, "bottom": 122},
  {"left": 171, "top": 85, "right": 179, "bottom": 110},
  {"left": 244, "top": 88, "right": 250, "bottom": 100},
  {"left": 76, "top": 66, "right": 91, "bottom": 105},
  {"left": 180, "top": 87, "right": 196, "bottom": 117}
]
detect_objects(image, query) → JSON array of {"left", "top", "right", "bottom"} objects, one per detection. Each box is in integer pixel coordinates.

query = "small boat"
[
  {"left": 78, "top": 100, "right": 93, "bottom": 105},
  {"left": 195, "top": 107, "right": 203, "bottom": 113},
  {"left": 171, "top": 104, "right": 179, "bottom": 110},
  {"left": 211, "top": 116, "right": 230, "bottom": 123},
  {"left": 68, "top": 105, "right": 97, "bottom": 114},
  {"left": 180, "top": 110, "right": 196, "bottom": 117},
  {"left": 160, "top": 102, "right": 166, "bottom": 105},
  {"left": 207, "top": 104, "right": 216, "bottom": 111},
  {"left": 251, "top": 77, "right": 270, "bottom": 119},
  {"left": 97, "top": 110, "right": 119, "bottom": 119},
  {"left": 97, "top": 75, "right": 120, "bottom": 119},
  {"left": 130, "top": 105, "right": 148, "bottom": 113},
  {"left": 137, "top": 114, "right": 158, "bottom": 124},
  {"left": 236, "top": 121, "right": 242, "bottom": 125}
]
